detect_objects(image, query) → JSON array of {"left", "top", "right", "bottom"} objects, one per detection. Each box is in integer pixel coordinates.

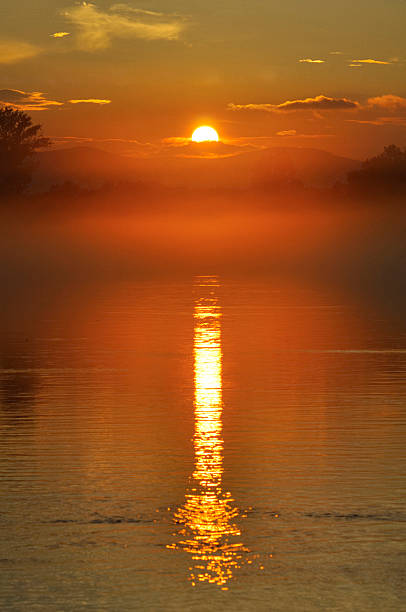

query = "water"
[{"left": 1, "top": 274, "right": 405, "bottom": 611}]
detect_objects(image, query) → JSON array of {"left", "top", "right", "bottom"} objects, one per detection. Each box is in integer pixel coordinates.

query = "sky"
[{"left": 1, "top": 0, "right": 406, "bottom": 158}]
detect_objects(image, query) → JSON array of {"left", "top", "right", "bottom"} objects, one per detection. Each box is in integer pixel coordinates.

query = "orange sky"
[{"left": 1, "top": 1, "right": 406, "bottom": 158}]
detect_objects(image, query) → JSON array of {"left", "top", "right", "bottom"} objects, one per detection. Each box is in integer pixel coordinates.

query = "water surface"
[{"left": 1, "top": 274, "right": 405, "bottom": 610}]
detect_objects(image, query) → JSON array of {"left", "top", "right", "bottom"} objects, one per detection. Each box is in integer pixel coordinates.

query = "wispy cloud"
[
  {"left": 277, "top": 130, "right": 297, "bottom": 136},
  {"left": 69, "top": 98, "right": 111, "bottom": 104},
  {"left": 0, "top": 89, "right": 116, "bottom": 111},
  {"left": 110, "top": 5, "right": 165, "bottom": 17},
  {"left": 0, "top": 89, "right": 63, "bottom": 111},
  {"left": 162, "top": 136, "right": 192, "bottom": 146},
  {"left": 344, "top": 95, "right": 406, "bottom": 128},
  {"left": 351, "top": 59, "right": 392, "bottom": 65},
  {"left": 374, "top": 116, "right": 406, "bottom": 127},
  {"left": 52, "top": 136, "right": 95, "bottom": 144},
  {"left": 161, "top": 132, "right": 336, "bottom": 159},
  {"left": 51, "top": 32, "right": 71, "bottom": 38},
  {"left": 62, "top": 2, "right": 186, "bottom": 51},
  {"left": 276, "top": 129, "right": 333, "bottom": 138},
  {"left": 161, "top": 136, "right": 267, "bottom": 159},
  {"left": 347, "top": 117, "right": 406, "bottom": 127},
  {"left": 52, "top": 135, "right": 156, "bottom": 156},
  {"left": 346, "top": 119, "right": 383, "bottom": 126},
  {"left": 367, "top": 94, "right": 406, "bottom": 110},
  {"left": 0, "top": 40, "right": 42, "bottom": 64},
  {"left": 52, "top": 132, "right": 336, "bottom": 160},
  {"left": 228, "top": 95, "right": 359, "bottom": 113},
  {"left": 299, "top": 59, "right": 325, "bottom": 64}
]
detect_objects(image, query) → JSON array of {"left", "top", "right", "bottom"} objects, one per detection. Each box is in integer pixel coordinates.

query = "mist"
[{"left": 1, "top": 189, "right": 405, "bottom": 327}]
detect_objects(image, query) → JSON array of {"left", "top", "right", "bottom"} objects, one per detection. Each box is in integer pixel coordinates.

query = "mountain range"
[{"left": 32, "top": 145, "right": 361, "bottom": 191}]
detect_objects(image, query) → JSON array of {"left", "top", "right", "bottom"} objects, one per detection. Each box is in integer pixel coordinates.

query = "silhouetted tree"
[
  {"left": 348, "top": 145, "right": 406, "bottom": 196},
  {"left": 48, "top": 180, "right": 87, "bottom": 197},
  {"left": 0, "top": 106, "right": 50, "bottom": 195}
]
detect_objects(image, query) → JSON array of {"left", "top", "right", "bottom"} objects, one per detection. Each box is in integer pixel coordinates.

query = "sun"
[{"left": 191, "top": 126, "right": 219, "bottom": 143}]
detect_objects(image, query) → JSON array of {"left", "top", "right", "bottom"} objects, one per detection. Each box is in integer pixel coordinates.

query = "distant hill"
[
  {"left": 160, "top": 146, "right": 361, "bottom": 189},
  {"left": 249, "top": 147, "right": 361, "bottom": 188},
  {"left": 31, "top": 145, "right": 361, "bottom": 191},
  {"left": 31, "top": 146, "right": 141, "bottom": 191}
]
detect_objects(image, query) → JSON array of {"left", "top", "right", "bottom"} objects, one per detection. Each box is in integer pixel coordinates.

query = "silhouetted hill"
[
  {"left": 31, "top": 145, "right": 361, "bottom": 191},
  {"left": 250, "top": 147, "right": 361, "bottom": 188},
  {"left": 32, "top": 146, "right": 141, "bottom": 191},
  {"left": 163, "top": 146, "right": 361, "bottom": 189}
]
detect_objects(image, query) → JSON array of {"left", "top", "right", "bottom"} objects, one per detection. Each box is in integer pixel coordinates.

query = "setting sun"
[{"left": 191, "top": 126, "right": 219, "bottom": 143}]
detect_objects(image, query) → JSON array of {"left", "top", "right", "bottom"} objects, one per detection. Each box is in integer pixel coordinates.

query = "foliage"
[
  {"left": 0, "top": 105, "right": 50, "bottom": 195},
  {"left": 348, "top": 145, "right": 406, "bottom": 195}
]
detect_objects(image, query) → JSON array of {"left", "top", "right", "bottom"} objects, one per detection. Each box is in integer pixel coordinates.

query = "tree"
[
  {"left": 347, "top": 145, "right": 406, "bottom": 196},
  {"left": 0, "top": 105, "right": 51, "bottom": 195}
]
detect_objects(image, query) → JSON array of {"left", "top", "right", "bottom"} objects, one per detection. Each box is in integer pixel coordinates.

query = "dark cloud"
[{"left": 228, "top": 95, "right": 359, "bottom": 113}]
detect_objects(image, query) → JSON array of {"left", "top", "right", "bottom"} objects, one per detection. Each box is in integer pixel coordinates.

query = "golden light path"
[{"left": 168, "top": 276, "right": 247, "bottom": 588}]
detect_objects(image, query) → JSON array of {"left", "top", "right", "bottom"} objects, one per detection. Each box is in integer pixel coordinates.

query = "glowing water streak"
[{"left": 170, "top": 276, "right": 247, "bottom": 588}]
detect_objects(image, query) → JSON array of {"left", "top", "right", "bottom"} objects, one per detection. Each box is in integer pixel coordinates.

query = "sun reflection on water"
[{"left": 168, "top": 276, "right": 247, "bottom": 588}]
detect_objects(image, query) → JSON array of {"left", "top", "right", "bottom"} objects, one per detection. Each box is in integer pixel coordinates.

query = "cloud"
[
  {"left": 228, "top": 95, "right": 359, "bottom": 113},
  {"left": 110, "top": 5, "right": 165, "bottom": 17},
  {"left": 170, "top": 142, "right": 252, "bottom": 160},
  {"left": 0, "top": 40, "right": 42, "bottom": 64},
  {"left": 277, "top": 130, "right": 297, "bottom": 136},
  {"left": 160, "top": 137, "right": 267, "bottom": 159},
  {"left": 52, "top": 132, "right": 335, "bottom": 160},
  {"left": 162, "top": 136, "right": 191, "bottom": 146},
  {"left": 162, "top": 136, "right": 268, "bottom": 150},
  {"left": 62, "top": 2, "right": 186, "bottom": 51},
  {"left": 347, "top": 117, "right": 406, "bottom": 128},
  {"left": 343, "top": 95, "right": 406, "bottom": 128},
  {"left": 161, "top": 133, "right": 335, "bottom": 159},
  {"left": 51, "top": 135, "right": 156, "bottom": 156},
  {"left": 0, "top": 89, "right": 63, "bottom": 111},
  {"left": 346, "top": 119, "right": 383, "bottom": 126},
  {"left": 276, "top": 130, "right": 333, "bottom": 139},
  {"left": 375, "top": 116, "right": 406, "bottom": 127},
  {"left": 52, "top": 136, "right": 95, "bottom": 144},
  {"left": 299, "top": 59, "right": 325, "bottom": 64},
  {"left": 69, "top": 98, "right": 111, "bottom": 104},
  {"left": 0, "top": 89, "right": 114, "bottom": 111},
  {"left": 367, "top": 94, "right": 406, "bottom": 110},
  {"left": 51, "top": 32, "right": 71, "bottom": 38},
  {"left": 351, "top": 59, "right": 391, "bottom": 65}
]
